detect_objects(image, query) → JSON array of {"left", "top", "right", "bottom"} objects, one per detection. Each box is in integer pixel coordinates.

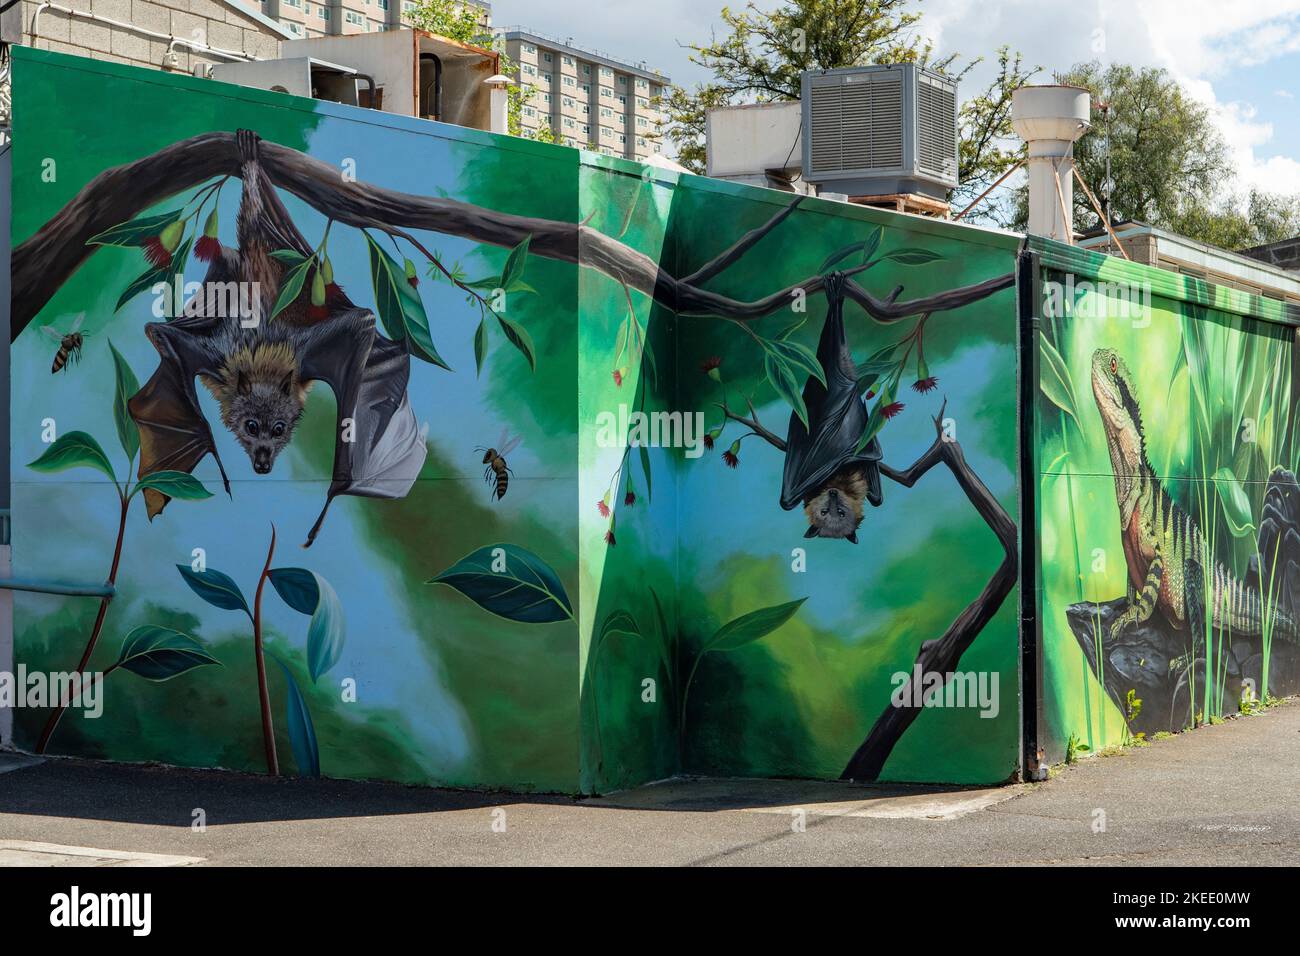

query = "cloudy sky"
[{"left": 489, "top": 0, "right": 1300, "bottom": 196}]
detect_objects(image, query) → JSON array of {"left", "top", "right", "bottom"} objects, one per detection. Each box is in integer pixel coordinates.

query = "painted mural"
[
  {"left": 11, "top": 50, "right": 583, "bottom": 790},
  {"left": 1036, "top": 258, "right": 1300, "bottom": 758},
  {"left": 10, "top": 48, "right": 1025, "bottom": 791},
  {"left": 670, "top": 182, "right": 1023, "bottom": 783}
]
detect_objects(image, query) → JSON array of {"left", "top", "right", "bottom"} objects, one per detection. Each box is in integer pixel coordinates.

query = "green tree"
[
  {"left": 1166, "top": 189, "right": 1300, "bottom": 251},
  {"left": 1043, "top": 61, "right": 1234, "bottom": 235},
  {"left": 403, "top": 0, "right": 559, "bottom": 143},
  {"left": 660, "top": 0, "right": 1038, "bottom": 211},
  {"left": 1021, "top": 61, "right": 1300, "bottom": 250}
]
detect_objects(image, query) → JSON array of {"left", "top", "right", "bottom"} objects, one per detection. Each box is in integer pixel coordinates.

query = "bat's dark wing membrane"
[
  {"left": 779, "top": 272, "right": 882, "bottom": 510},
  {"left": 299, "top": 309, "right": 428, "bottom": 547},
  {"left": 128, "top": 253, "right": 237, "bottom": 519}
]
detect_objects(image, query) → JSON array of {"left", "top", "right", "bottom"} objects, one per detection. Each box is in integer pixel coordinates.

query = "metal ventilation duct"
[{"left": 801, "top": 64, "right": 958, "bottom": 200}]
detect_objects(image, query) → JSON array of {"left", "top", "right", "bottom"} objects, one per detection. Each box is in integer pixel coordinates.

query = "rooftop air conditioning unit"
[{"left": 801, "top": 64, "right": 958, "bottom": 200}]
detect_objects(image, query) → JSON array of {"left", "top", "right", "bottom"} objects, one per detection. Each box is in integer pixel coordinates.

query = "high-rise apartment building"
[
  {"left": 260, "top": 0, "right": 490, "bottom": 40},
  {"left": 502, "top": 28, "right": 667, "bottom": 162}
]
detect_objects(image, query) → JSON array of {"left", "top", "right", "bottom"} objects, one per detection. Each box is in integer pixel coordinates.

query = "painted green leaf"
[
  {"left": 473, "top": 316, "right": 489, "bottom": 376},
  {"left": 882, "top": 247, "right": 944, "bottom": 265},
  {"left": 116, "top": 266, "right": 167, "bottom": 313},
  {"left": 705, "top": 597, "right": 807, "bottom": 653},
  {"left": 649, "top": 586, "right": 674, "bottom": 684},
  {"left": 429, "top": 544, "right": 573, "bottom": 623},
  {"left": 274, "top": 657, "right": 320, "bottom": 778},
  {"left": 818, "top": 240, "right": 867, "bottom": 274},
  {"left": 764, "top": 338, "right": 826, "bottom": 388},
  {"left": 641, "top": 329, "right": 658, "bottom": 389},
  {"left": 765, "top": 351, "right": 809, "bottom": 429},
  {"left": 1213, "top": 467, "right": 1255, "bottom": 537},
  {"left": 306, "top": 575, "right": 345, "bottom": 682},
  {"left": 365, "top": 233, "right": 451, "bottom": 369},
  {"left": 495, "top": 313, "right": 537, "bottom": 372},
  {"left": 856, "top": 377, "right": 896, "bottom": 453},
  {"left": 176, "top": 565, "right": 249, "bottom": 616},
  {"left": 614, "top": 316, "right": 631, "bottom": 362},
  {"left": 776, "top": 315, "right": 809, "bottom": 341},
  {"left": 269, "top": 249, "right": 308, "bottom": 267},
  {"left": 1038, "top": 332, "right": 1079, "bottom": 425},
  {"left": 859, "top": 226, "right": 883, "bottom": 264},
  {"left": 134, "top": 470, "right": 212, "bottom": 501},
  {"left": 267, "top": 567, "right": 345, "bottom": 682},
  {"left": 115, "top": 625, "right": 220, "bottom": 681},
  {"left": 639, "top": 442, "right": 653, "bottom": 504},
  {"left": 598, "top": 609, "right": 640, "bottom": 647},
  {"left": 88, "top": 211, "right": 182, "bottom": 248},
  {"left": 108, "top": 341, "right": 141, "bottom": 463},
  {"left": 501, "top": 235, "right": 532, "bottom": 292},
  {"left": 817, "top": 227, "right": 882, "bottom": 273},
  {"left": 115, "top": 236, "right": 193, "bottom": 315},
  {"left": 1042, "top": 450, "right": 1071, "bottom": 478},
  {"left": 28, "top": 431, "right": 116, "bottom": 481},
  {"left": 269, "top": 254, "right": 314, "bottom": 322},
  {"left": 866, "top": 341, "right": 902, "bottom": 363},
  {"left": 397, "top": 271, "right": 452, "bottom": 370},
  {"left": 269, "top": 567, "right": 320, "bottom": 615},
  {"left": 854, "top": 359, "right": 897, "bottom": 394},
  {"left": 1167, "top": 341, "right": 1187, "bottom": 399}
]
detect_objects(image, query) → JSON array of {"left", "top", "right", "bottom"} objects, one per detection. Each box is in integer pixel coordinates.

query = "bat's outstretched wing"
[
  {"left": 779, "top": 272, "right": 883, "bottom": 510},
  {"left": 299, "top": 309, "right": 428, "bottom": 547},
  {"left": 128, "top": 254, "right": 238, "bottom": 519}
]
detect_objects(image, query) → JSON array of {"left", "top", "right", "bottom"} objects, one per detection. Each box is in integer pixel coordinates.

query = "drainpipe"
[
  {"left": 32, "top": 2, "right": 255, "bottom": 65},
  {"left": 1011, "top": 85, "right": 1091, "bottom": 244},
  {"left": 419, "top": 52, "right": 442, "bottom": 121},
  {"left": 0, "top": 512, "right": 10, "bottom": 749}
]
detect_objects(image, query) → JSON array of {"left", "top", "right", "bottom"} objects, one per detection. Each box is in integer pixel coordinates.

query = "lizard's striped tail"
[{"left": 1247, "top": 467, "right": 1300, "bottom": 643}]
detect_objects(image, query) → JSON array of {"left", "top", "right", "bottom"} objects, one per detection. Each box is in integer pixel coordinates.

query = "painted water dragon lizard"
[{"left": 1090, "top": 348, "right": 1300, "bottom": 648}]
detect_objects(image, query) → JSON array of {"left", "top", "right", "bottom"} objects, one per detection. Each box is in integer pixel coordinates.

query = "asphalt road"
[{"left": 0, "top": 700, "right": 1297, "bottom": 866}]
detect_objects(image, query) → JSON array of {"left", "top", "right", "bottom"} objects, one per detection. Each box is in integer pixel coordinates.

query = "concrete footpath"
[{"left": 0, "top": 701, "right": 1297, "bottom": 866}]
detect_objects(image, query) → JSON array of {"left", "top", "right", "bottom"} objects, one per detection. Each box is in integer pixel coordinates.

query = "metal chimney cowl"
[{"left": 1011, "top": 85, "right": 1091, "bottom": 243}]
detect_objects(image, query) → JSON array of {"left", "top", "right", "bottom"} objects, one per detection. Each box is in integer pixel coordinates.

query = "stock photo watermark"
[
  {"left": 593, "top": 403, "right": 708, "bottom": 458},
  {"left": 0, "top": 667, "right": 104, "bottom": 719},
  {"left": 890, "top": 667, "right": 1000, "bottom": 718}
]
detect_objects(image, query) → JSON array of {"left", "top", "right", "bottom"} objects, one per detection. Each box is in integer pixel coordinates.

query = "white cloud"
[{"left": 916, "top": 0, "right": 1300, "bottom": 199}]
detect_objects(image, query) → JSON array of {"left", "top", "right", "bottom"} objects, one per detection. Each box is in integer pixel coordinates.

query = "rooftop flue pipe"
[{"left": 1011, "top": 85, "right": 1091, "bottom": 244}]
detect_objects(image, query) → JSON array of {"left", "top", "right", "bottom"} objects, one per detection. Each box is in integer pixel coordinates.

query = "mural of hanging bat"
[
  {"left": 779, "top": 272, "right": 884, "bottom": 543},
  {"left": 126, "top": 130, "right": 427, "bottom": 546}
]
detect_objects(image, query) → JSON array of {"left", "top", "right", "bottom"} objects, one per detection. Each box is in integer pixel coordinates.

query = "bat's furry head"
[
  {"left": 202, "top": 342, "right": 310, "bottom": 475},
  {"left": 803, "top": 465, "right": 868, "bottom": 543}
]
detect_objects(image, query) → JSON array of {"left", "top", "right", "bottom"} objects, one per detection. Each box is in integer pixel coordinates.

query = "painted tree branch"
[
  {"left": 11, "top": 131, "right": 1013, "bottom": 337},
  {"left": 840, "top": 400, "right": 1018, "bottom": 782},
  {"left": 718, "top": 397, "right": 788, "bottom": 451},
  {"left": 682, "top": 195, "right": 807, "bottom": 285}
]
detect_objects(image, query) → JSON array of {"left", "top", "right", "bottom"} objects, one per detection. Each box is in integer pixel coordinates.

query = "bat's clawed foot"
[{"left": 236, "top": 128, "right": 262, "bottom": 164}]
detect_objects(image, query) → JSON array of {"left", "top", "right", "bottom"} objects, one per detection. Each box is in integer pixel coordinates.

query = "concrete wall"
[
  {"left": 1242, "top": 237, "right": 1300, "bottom": 274},
  {"left": 13, "top": 0, "right": 284, "bottom": 75}
]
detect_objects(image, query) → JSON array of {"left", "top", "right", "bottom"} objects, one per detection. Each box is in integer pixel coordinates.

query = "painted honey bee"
[
  {"left": 41, "top": 313, "right": 89, "bottom": 374},
  {"left": 476, "top": 429, "right": 521, "bottom": 501}
]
